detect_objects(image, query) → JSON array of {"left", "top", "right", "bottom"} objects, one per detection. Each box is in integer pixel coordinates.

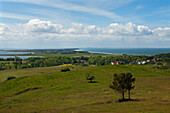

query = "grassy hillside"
[
  {"left": 0, "top": 65, "right": 170, "bottom": 113},
  {"left": 0, "top": 65, "right": 88, "bottom": 83}
]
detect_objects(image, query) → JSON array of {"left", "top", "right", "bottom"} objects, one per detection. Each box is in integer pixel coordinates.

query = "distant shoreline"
[
  {"left": 0, "top": 48, "right": 170, "bottom": 56},
  {"left": 78, "top": 48, "right": 170, "bottom": 56}
]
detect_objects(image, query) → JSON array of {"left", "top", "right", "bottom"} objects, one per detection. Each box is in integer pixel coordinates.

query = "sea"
[
  {"left": 0, "top": 51, "right": 33, "bottom": 55},
  {"left": 0, "top": 48, "right": 170, "bottom": 58},
  {"left": 79, "top": 48, "right": 170, "bottom": 56}
]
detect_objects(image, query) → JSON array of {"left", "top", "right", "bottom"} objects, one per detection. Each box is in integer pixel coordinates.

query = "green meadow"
[{"left": 0, "top": 65, "right": 170, "bottom": 113}]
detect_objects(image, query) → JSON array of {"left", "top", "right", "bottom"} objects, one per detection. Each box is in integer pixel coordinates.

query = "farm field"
[{"left": 0, "top": 65, "right": 170, "bottom": 113}]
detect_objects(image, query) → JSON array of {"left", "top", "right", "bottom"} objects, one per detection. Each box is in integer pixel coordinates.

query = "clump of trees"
[
  {"left": 86, "top": 73, "right": 95, "bottom": 83},
  {"left": 109, "top": 72, "right": 135, "bottom": 101}
]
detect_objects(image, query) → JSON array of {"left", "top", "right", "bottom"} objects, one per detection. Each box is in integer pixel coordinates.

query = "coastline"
[
  {"left": 0, "top": 48, "right": 170, "bottom": 57},
  {"left": 78, "top": 48, "right": 170, "bottom": 56}
]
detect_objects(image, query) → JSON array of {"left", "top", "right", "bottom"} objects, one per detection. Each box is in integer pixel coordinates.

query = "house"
[
  {"left": 137, "top": 61, "right": 141, "bottom": 65},
  {"left": 147, "top": 60, "right": 150, "bottom": 62},
  {"left": 151, "top": 59, "right": 156, "bottom": 62},
  {"left": 141, "top": 61, "right": 146, "bottom": 64},
  {"left": 111, "top": 61, "right": 120, "bottom": 65}
]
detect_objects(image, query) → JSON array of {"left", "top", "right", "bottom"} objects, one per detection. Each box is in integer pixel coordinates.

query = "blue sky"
[{"left": 0, "top": 0, "right": 170, "bottom": 49}]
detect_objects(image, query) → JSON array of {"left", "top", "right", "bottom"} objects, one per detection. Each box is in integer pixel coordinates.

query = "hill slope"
[{"left": 0, "top": 65, "right": 170, "bottom": 113}]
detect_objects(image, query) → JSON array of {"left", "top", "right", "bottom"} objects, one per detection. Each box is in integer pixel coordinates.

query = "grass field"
[
  {"left": 0, "top": 65, "right": 86, "bottom": 83},
  {"left": 0, "top": 65, "right": 170, "bottom": 113}
]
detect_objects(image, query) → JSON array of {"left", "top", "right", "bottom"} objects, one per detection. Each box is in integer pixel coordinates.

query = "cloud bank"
[{"left": 0, "top": 19, "right": 170, "bottom": 42}]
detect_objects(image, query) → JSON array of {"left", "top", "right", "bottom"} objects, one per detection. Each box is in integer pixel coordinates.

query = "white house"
[
  {"left": 137, "top": 61, "right": 141, "bottom": 65},
  {"left": 147, "top": 60, "right": 150, "bottom": 62},
  {"left": 142, "top": 61, "right": 146, "bottom": 64},
  {"left": 111, "top": 61, "right": 120, "bottom": 65}
]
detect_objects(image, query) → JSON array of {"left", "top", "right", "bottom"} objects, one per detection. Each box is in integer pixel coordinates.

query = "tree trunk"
[
  {"left": 122, "top": 93, "right": 124, "bottom": 100},
  {"left": 128, "top": 90, "right": 131, "bottom": 100}
]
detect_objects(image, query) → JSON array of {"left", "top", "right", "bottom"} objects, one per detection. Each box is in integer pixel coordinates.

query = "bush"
[
  {"left": 86, "top": 73, "right": 95, "bottom": 83},
  {"left": 60, "top": 67, "right": 70, "bottom": 72},
  {"left": 21, "top": 65, "right": 28, "bottom": 69},
  {"left": 7, "top": 76, "right": 16, "bottom": 80},
  {"left": 74, "top": 63, "right": 79, "bottom": 66}
]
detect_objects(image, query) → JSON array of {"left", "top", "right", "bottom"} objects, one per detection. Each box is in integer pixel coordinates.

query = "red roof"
[
  {"left": 151, "top": 59, "right": 156, "bottom": 62},
  {"left": 111, "top": 61, "right": 120, "bottom": 64}
]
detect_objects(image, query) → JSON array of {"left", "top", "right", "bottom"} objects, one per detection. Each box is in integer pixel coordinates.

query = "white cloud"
[
  {"left": 0, "top": 24, "right": 10, "bottom": 35},
  {"left": 153, "top": 27, "right": 170, "bottom": 37},
  {"left": 23, "top": 19, "right": 63, "bottom": 33},
  {"left": 0, "top": 24, "right": 11, "bottom": 40},
  {"left": 137, "top": 25, "right": 152, "bottom": 35},
  {"left": 102, "top": 22, "right": 152, "bottom": 36},
  {"left": 1, "top": 19, "right": 170, "bottom": 42},
  {"left": 66, "top": 23, "right": 100, "bottom": 34}
]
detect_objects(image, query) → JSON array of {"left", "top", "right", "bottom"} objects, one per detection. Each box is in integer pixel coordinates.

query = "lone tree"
[
  {"left": 109, "top": 72, "right": 135, "bottom": 100},
  {"left": 86, "top": 73, "right": 95, "bottom": 83},
  {"left": 124, "top": 72, "right": 135, "bottom": 100},
  {"left": 109, "top": 73, "right": 127, "bottom": 100}
]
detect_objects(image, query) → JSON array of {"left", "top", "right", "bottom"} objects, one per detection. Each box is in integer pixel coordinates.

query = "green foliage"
[
  {"left": 110, "top": 72, "right": 135, "bottom": 100},
  {"left": 60, "top": 67, "right": 70, "bottom": 72},
  {"left": 81, "top": 64, "right": 89, "bottom": 66},
  {"left": 124, "top": 72, "right": 135, "bottom": 100},
  {"left": 0, "top": 53, "right": 169, "bottom": 71},
  {"left": 14, "top": 56, "right": 22, "bottom": 61},
  {"left": 86, "top": 73, "right": 95, "bottom": 83},
  {"left": 109, "top": 73, "right": 127, "bottom": 100}
]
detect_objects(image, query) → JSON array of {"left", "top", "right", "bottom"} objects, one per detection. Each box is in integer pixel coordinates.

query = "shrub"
[
  {"left": 74, "top": 63, "right": 79, "bottom": 66},
  {"left": 81, "top": 64, "right": 89, "bottom": 66},
  {"left": 86, "top": 73, "right": 95, "bottom": 83},
  {"left": 21, "top": 65, "right": 28, "bottom": 69},
  {"left": 60, "top": 67, "right": 70, "bottom": 72}
]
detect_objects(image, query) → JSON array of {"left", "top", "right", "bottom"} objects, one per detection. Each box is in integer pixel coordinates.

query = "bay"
[
  {"left": 0, "top": 56, "right": 37, "bottom": 59},
  {"left": 0, "top": 51, "right": 33, "bottom": 55}
]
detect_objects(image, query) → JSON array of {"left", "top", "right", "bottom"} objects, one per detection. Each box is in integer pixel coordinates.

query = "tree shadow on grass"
[
  {"left": 116, "top": 98, "right": 140, "bottom": 103},
  {"left": 88, "top": 81, "right": 99, "bottom": 83}
]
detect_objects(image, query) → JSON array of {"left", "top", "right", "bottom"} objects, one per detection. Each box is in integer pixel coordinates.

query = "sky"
[{"left": 0, "top": 0, "right": 170, "bottom": 49}]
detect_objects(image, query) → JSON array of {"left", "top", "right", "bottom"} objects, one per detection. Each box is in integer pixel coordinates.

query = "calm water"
[
  {"left": 0, "top": 51, "right": 33, "bottom": 55},
  {"left": 0, "top": 51, "right": 35, "bottom": 59},
  {"left": 79, "top": 48, "right": 170, "bottom": 55},
  {"left": 0, "top": 56, "right": 37, "bottom": 59}
]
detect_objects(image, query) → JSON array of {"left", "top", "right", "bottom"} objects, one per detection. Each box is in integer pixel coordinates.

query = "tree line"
[{"left": 0, "top": 53, "right": 169, "bottom": 70}]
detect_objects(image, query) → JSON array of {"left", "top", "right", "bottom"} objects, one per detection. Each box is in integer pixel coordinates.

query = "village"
[{"left": 111, "top": 59, "right": 157, "bottom": 65}]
